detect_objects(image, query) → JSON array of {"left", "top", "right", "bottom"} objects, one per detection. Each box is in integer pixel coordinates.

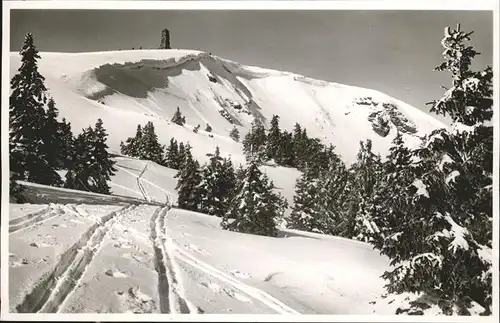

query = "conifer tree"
[
  {"left": 229, "top": 126, "right": 240, "bottom": 142},
  {"left": 276, "top": 131, "right": 295, "bottom": 166},
  {"left": 205, "top": 123, "right": 213, "bottom": 132},
  {"left": 120, "top": 124, "right": 142, "bottom": 157},
  {"left": 175, "top": 148, "right": 203, "bottom": 211},
  {"left": 9, "top": 33, "right": 61, "bottom": 186},
  {"left": 265, "top": 115, "right": 281, "bottom": 160},
  {"left": 171, "top": 106, "right": 186, "bottom": 126},
  {"left": 375, "top": 24, "right": 493, "bottom": 315},
  {"left": 289, "top": 172, "right": 326, "bottom": 233},
  {"left": 165, "top": 138, "right": 180, "bottom": 169},
  {"left": 199, "top": 147, "right": 226, "bottom": 216},
  {"left": 193, "top": 124, "right": 200, "bottom": 133},
  {"left": 220, "top": 156, "right": 238, "bottom": 213},
  {"left": 86, "top": 119, "right": 116, "bottom": 194},
  {"left": 138, "top": 121, "right": 165, "bottom": 164},
  {"left": 293, "top": 123, "right": 308, "bottom": 169},
  {"left": 221, "top": 162, "right": 285, "bottom": 237},
  {"left": 42, "top": 97, "right": 75, "bottom": 171},
  {"left": 58, "top": 117, "right": 75, "bottom": 169},
  {"left": 346, "top": 140, "right": 383, "bottom": 242},
  {"left": 178, "top": 141, "right": 186, "bottom": 167},
  {"left": 65, "top": 128, "right": 93, "bottom": 191},
  {"left": 315, "top": 152, "right": 350, "bottom": 236},
  {"left": 242, "top": 120, "right": 267, "bottom": 163}
]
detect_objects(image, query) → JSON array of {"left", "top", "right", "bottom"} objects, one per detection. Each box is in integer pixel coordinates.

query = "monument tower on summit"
[{"left": 160, "top": 29, "right": 171, "bottom": 49}]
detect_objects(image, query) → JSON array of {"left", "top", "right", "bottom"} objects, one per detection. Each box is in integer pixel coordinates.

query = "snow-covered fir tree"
[
  {"left": 86, "top": 119, "right": 116, "bottom": 194},
  {"left": 292, "top": 123, "right": 308, "bottom": 169},
  {"left": 275, "top": 130, "right": 295, "bottom": 166},
  {"left": 65, "top": 128, "right": 93, "bottom": 191},
  {"left": 229, "top": 126, "right": 240, "bottom": 142},
  {"left": 265, "top": 115, "right": 281, "bottom": 160},
  {"left": 242, "top": 120, "right": 267, "bottom": 164},
  {"left": 137, "top": 121, "right": 165, "bottom": 164},
  {"left": 316, "top": 153, "right": 351, "bottom": 236},
  {"left": 175, "top": 147, "right": 203, "bottom": 211},
  {"left": 171, "top": 106, "right": 186, "bottom": 126},
  {"left": 58, "top": 117, "right": 75, "bottom": 169},
  {"left": 219, "top": 156, "right": 238, "bottom": 213},
  {"left": 375, "top": 24, "right": 493, "bottom": 315},
  {"left": 221, "top": 162, "right": 286, "bottom": 237},
  {"left": 42, "top": 97, "right": 74, "bottom": 171},
  {"left": 288, "top": 171, "right": 326, "bottom": 233},
  {"left": 9, "top": 33, "right": 61, "bottom": 186},
  {"left": 199, "top": 147, "right": 226, "bottom": 216},
  {"left": 165, "top": 138, "right": 180, "bottom": 169},
  {"left": 65, "top": 119, "right": 115, "bottom": 194},
  {"left": 345, "top": 140, "right": 383, "bottom": 242},
  {"left": 120, "top": 124, "right": 142, "bottom": 157},
  {"left": 369, "top": 131, "right": 415, "bottom": 247}
]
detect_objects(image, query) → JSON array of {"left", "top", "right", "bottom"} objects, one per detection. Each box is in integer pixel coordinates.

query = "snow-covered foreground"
[{"left": 8, "top": 202, "right": 391, "bottom": 314}]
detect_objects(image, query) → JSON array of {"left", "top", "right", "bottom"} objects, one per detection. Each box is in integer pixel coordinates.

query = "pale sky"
[{"left": 10, "top": 10, "right": 493, "bottom": 122}]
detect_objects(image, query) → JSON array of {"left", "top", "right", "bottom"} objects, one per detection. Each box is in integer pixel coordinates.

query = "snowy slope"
[
  {"left": 9, "top": 202, "right": 390, "bottom": 314},
  {"left": 9, "top": 49, "right": 445, "bottom": 165}
]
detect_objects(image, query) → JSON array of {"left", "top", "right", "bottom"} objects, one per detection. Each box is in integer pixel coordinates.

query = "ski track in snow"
[
  {"left": 14, "top": 204, "right": 136, "bottom": 313},
  {"left": 163, "top": 210, "right": 300, "bottom": 315},
  {"left": 150, "top": 206, "right": 197, "bottom": 313},
  {"left": 9, "top": 204, "right": 65, "bottom": 234},
  {"left": 115, "top": 164, "right": 172, "bottom": 204}
]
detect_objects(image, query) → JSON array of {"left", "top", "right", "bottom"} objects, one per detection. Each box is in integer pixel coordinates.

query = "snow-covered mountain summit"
[{"left": 9, "top": 49, "right": 445, "bottom": 164}]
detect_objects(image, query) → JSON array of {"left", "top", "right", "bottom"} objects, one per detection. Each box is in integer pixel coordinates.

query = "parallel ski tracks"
[
  {"left": 15, "top": 204, "right": 136, "bottom": 313},
  {"left": 150, "top": 206, "right": 196, "bottom": 314},
  {"left": 9, "top": 205, "right": 64, "bottom": 234}
]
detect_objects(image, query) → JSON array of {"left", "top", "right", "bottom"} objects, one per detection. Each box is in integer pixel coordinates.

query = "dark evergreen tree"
[
  {"left": 42, "top": 97, "right": 74, "bottom": 171},
  {"left": 221, "top": 162, "right": 285, "bottom": 237},
  {"left": 65, "top": 128, "right": 93, "bottom": 191},
  {"left": 9, "top": 33, "right": 61, "bottom": 186},
  {"left": 58, "top": 117, "right": 75, "bottom": 169},
  {"left": 265, "top": 115, "right": 281, "bottom": 160},
  {"left": 375, "top": 24, "right": 493, "bottom": 315},
  {"left": 242, "top": 120, "right": 267, "bottom": 163},
  {"left": 175, "top": 148, "right": 203, "bottom": 211},
  {"left": 276, "top": 131, "right": 295, "bottom": 166},
  {"left": 288, "top": 172, "right": 326, "bottom": 233},
  {"left": 120, "top": 124, "right": 142, "bottom": 157},
  {"left": 314, "top": 151, "right": 350, "bottom": 236},
  {"left": 199, "top": 147, "right": 226, "bottom": 216},
  {"left": 205, "top": 123, "right": 213, "bottom": 132},
  {"left": 86, "top": 119, "right": 116, "bottom": 194},
  {"left": 292, "top": 123, "right": 308, "bottom": 169},
  {"left": 229, "top": 126, "right": 240, "bottom": 142},
  {"left": 178, "top": 142, "right": 186, "bottom": 167},
  {"left": 165, "top": 138, "right": 180, "bottom": 169},
  {"left": 219, "top": 156, "right": 238, "bottom": 213},
  {"left": 345, "top": 140, "right": 383, "bottom": 242},
  {"left": 193, "top": 124, "right": 200, "bottom": 133},
  {"left": 171, "top": 106, "right": 186, "bottom": 126},
  {"left": 138, "top": 121, "right": 165, "bottom": 164}
]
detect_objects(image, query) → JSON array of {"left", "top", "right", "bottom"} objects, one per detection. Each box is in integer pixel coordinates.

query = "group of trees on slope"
[
  {"left": 121, "top": 118, "right": 289, "bottom": 237},
  {"left": 9, "top": 33, "right": 116, "bottom": 201},
  {"left": 286, "top": 24, "right": 492, "bottom": 315}
]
